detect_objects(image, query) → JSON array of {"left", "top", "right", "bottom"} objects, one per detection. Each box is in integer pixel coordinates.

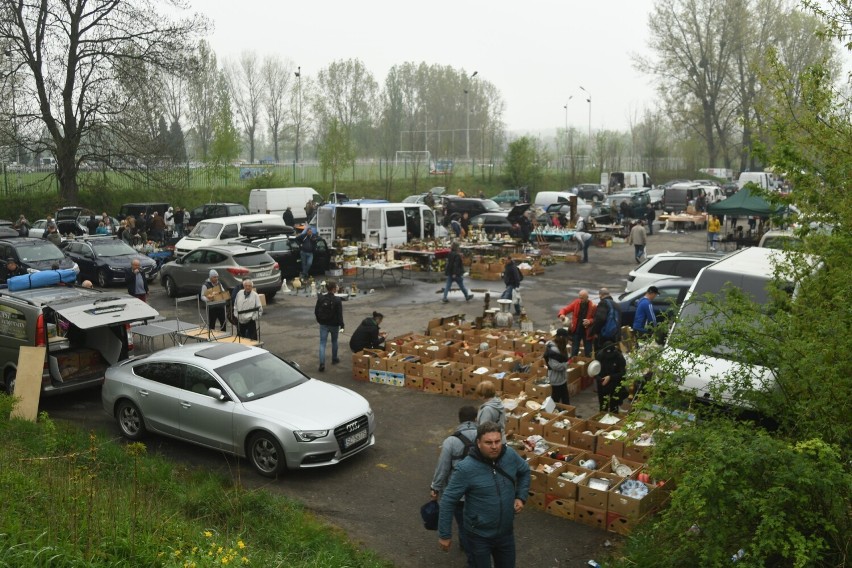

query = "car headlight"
[{"left": 293, "top": 430, "right": 329, "bottom": 442}]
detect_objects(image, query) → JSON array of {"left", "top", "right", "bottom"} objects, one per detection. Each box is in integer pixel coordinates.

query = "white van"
[
  {"left": 534, "top": 191, "right": 585, "bottom": 209},
  {"left": 736, "top": 171, "right": 772, "bottom": 190},
  {"left": 174, "top": 214, "right": 285, "bottom": 257},
  {"left": 316, "top": 203, "right": 439, "bottom": 248},
  {"left": 248, "top": 187, "right": 322, "bottom": 222},
  {"left": 663, "top": 247, "right": 815, "bottom": 405}
]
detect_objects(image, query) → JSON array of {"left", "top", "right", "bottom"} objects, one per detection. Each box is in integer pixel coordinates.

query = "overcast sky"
[{"left": 187, "top": 0, "right": 659, "bottom": 134}]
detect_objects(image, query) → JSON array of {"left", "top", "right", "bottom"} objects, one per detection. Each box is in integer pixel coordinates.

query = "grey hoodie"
[{"left": 477, "top": 397, "right": 506, "bottom": 436}]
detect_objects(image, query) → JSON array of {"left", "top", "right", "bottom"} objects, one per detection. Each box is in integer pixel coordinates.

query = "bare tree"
[
  {"left": 313, "top": 58, "right": 379, "bottom": 156},
  {"left": 0, "top": 0, "right": 206, "bottom": 202},
  {"left": 261, "top": 56, "right": 292, "bottom": 163},
  {"left": 186, "top": 41, "right": 219, "bottom": 162},
  {"left": 225, "top": 52, "right": 263, "bottom": 163}
]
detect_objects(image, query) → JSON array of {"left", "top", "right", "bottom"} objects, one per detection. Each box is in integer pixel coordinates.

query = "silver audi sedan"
[{"left": 102, "top": 343, "right": 375, "bottom": 477}]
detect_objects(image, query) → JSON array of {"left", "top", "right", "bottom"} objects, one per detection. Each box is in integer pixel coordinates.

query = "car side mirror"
[
  {"left": 175, "top": 257, "right": 183, "bottom": 264},
  {"left": 207, "top": 387, "right": 228, "bottom": 401},
  {"left": 288, "top": 360, "right": 301, "bottom": 370}
]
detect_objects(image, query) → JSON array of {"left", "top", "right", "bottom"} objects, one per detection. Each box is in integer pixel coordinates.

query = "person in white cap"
[{"left": 201, "top": 269, "right": 228, "bottom": 331}]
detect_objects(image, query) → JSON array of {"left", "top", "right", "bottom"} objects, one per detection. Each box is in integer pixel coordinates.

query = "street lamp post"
[
  {"left": 465, "top": 70, "right": 478, "bottom": 162},
  {"left": 294, "top": 66, "right": 302, "bottom": 164},
  {"left": 579, "top": 85, "right": 591, "bottom": 168}
]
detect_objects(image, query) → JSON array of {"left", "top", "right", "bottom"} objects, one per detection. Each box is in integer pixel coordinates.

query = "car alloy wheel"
[
  {"left": 98, "top": 269, "right": 110, "bottom": 288},
  {"left": 3, "top": 369, "right": 15, "bottom": 395},
  {"left": 163, "top": 276, "right": 178, "bottom": 298},
  {"left": 248, "top": 432, "right": 285, "bottom": 477},
  {"left": 116, "top": 400, "right": 146, "bottom": 441}
]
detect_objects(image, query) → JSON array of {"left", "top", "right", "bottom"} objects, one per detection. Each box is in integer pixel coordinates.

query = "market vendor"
[{"left": 201, "top": 270, "right": 228, "bottom": 332}]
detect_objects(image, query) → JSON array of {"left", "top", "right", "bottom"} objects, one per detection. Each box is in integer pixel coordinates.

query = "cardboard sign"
[{"left": 11, "top": 346, "right": 46, "bottom": 421}]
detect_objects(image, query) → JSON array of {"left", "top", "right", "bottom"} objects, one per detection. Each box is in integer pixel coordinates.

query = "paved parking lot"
[{"left": 43, "top": 227, "right": 711, "bottom": 567}]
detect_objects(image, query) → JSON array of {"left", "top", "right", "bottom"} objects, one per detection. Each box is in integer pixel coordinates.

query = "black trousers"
[
  {"left": 238, "top": 320, "right": 257, "bottom": 340},
  {"left": 207, "top": 304, "right": 226, "bottom": 330}
]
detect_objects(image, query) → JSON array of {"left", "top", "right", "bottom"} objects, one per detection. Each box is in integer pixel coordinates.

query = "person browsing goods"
[
  {"left": 233, "top": 279, "right": 262, "bottom": 340},
  {"left": 315, "top": 280, "right": 344, "bottom": 372},
  {"left": 124, "top": 259, "right": 148, "bottom": 302}
]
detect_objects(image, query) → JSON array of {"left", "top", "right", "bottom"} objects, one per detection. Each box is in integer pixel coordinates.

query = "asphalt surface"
[{"left": 41, "top": 225, "right": 711, "bottom": 568}]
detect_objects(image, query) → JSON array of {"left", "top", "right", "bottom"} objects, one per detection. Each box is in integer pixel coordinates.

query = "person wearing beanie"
[
  {"left": 544, "top": 328, "right": 571, "bottom": 404},
  {"left": 201, "top": 269, "right": 228, "bottom": 332}
]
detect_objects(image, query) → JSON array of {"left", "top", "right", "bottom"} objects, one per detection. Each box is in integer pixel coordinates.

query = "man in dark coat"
[
  {"left": 442, "top": 242, "right": 473, "bottom": 303},
  {"left": 124, "top": 259, "right": 149, "bottom": 302},
  {"left": 315, "top": 280, "right": 344, "bottom": 372},
  {"left": 349, "top": 312, "right": 386, "bottom": 353},
  {"left": 282, "top": 207, "right": 295, "bottom": 226},
  {"left": 595, "top": 342, "right": 627, "bottom": 412},
  {"left": 591, "top": 287, "right": 621, "bottom": 351}
]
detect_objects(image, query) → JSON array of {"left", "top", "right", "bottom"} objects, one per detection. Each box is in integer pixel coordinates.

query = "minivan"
[
  {"left": 0, "top": 284, "right": 158, "bottom": 396},
  {"left": 174, "top": 214, "right": 286, "bottom": 257},
  {"left": 663, "top": 247, "right": 817, "bottom": 405},
  {"left": 663, "top": 182, "right": 704, "bottom": 213},
  {"left": 248, "top": 187, "right": 322, "bottom": 222},
  {"left": 534, "top": 191, "right": 581, "bottom": 210}
]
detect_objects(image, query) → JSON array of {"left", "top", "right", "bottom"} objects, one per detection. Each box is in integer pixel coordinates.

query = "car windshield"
[
  {"left": 233, "top": 252, "right": 274, "bottom": 267},
  {"left": 92, "top": 240, "right": 137, "bottom": 256},
  {"left": 482, "top": 199, "right": 501, "bottom": 212},
  {"left": 216, "top": 352, "right": 308, "bottom": 401},
  {"left": 18, "top": 241, "right": 65, "bottom": 262},
  {"left": 189, "top": 222, "right": 223, "bottom": 238}
]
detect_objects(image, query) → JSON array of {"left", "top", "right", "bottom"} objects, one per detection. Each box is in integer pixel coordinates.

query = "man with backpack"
[
  {"left": 430, "top": 405, "right": 478, "bottom": 568},
  {"left": 315, "top": 280, "right": 344, "bottom": 372},
  {"left": 591, "top": 287, "right": 622, "bottom": 351}
]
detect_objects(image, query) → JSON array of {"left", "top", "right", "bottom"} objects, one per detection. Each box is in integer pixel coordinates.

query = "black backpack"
[
  {"left": 452, "top": 432, "right": 474, "bottom": 461},
  {"left": 315, "top": 294, "right": 336, "bottom": 324}
]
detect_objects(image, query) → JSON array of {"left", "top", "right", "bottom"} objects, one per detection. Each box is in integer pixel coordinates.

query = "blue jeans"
[
  {"left": 500, "top": 286, "right": 520, "bottom": 315},
  {"left": 581, "top": 238, "right": 591, "bottom": 262},
  {"left": 634, "top": 244, "right": 645, "bottom": 262},
  {"left": 442, "top": 274, "right": 470, "bottom": 301},
  {"left": 319, "top": 324, "right": 339, "bottom": 365},
  {"left": 466, "top": 531, "right": 516, "bottom": 568},
  {"left": 300, "top": 251, "right": 314, "bottom": 279}
]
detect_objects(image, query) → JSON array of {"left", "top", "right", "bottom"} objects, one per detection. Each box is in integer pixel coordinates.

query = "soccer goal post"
[{"left": 394, "top": 150, "right": 430, "bottom": 167}]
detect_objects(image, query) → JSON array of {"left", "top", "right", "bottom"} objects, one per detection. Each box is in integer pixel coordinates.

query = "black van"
[{"left": 663, "top": 183, "right": 704, "bottom": 214}]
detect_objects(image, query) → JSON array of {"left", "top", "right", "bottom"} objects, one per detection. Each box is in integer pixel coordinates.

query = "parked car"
[
  {"left": 537, "top": 203, "right": 615, "bottom": 226},
  {"left": 61, "top": 236, "right": 158, "bottom": 287},
  {"left": 0, "top": 284, "right": 158, "bottom": 395},
  {"left": 55, "top": 207, "right": 91, "bottom": 237},
  {"left": 160, "top": 243, "right": 282, "bottom": 300},
  {"left": 616, "top": 278, "right": 693, "bottom": 328},
  {"left": 606, "top": 191, "right": 651, "bottom": 219},
  {"left": 0, "top": 236, "right": 77, "bottom": 272},
  {"left": 722, "top": 182, "right": 738, "bottom": 197},
  {"left": 491, "top": 188, "right": 530, "bottom": 206},
  {"left": 441, "top": 197, "right": 502, "bottom": 225},
  {"left": 573, "top": 184, "right": 606, "bottom": 202},
  {"left": 625, "top": 252, "right": 722, "bottom": 293},
  {"left": 469, "top": 203, "right": 531, "bottom": 237},
  {"left": 758, "top": 229, "right": 802, "bottom": 250},
  {"left": 189, "top": 203, "right": 250, "bottom": 227},
  {"left": 29, "top": 219, "right": 48, "bottom": 239},
  {"left": 101, "top": 342, "right": 376, "bottom": 476},
  {"left": 241, "top": 230, "right": 331, "bottom": 280}
]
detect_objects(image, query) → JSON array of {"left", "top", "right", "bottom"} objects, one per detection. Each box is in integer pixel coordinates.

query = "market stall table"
[
  {"left": 353, "top": 262, "right": 414, "bottom": 288},
  {"left": 658, "top": 214, "right": 707, "bottom": 232}
]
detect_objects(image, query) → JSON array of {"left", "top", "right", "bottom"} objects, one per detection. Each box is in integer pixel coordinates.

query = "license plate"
[
  {"left": 343, "top": 429, "right": 367, "bottom": 448},
  {"left": 255, "top": 270, "right": 271, "bottom": 278}
]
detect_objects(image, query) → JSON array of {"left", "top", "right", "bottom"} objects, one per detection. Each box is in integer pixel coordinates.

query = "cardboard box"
[
  {"left": 606, "top": 512, "right": 638, "bottom": 535},
  {"left": 404, "top": 375, "right": 423, "bottom": 390},
  {"left": 524, "top": 380, "right": 552, "bottom": 401},
  {"left": 623, "top": 441, "right": 653, "bottom": 463},
  {"left": 543, "top": 415, "right": 574, "bottom": 446},
  {"left": 569, "top": 419, "right": 598, "bottom": 452},
  {"left": 527, "top": 456, "right": 568, "bottom": 493},
  {"left": 423, "top": 377, "right": 443, "bottom": 394},
  {"left": 352, "top": 367, "right": 368, "bottom": 382},
  {"left": 403, "top": 357, "right": 423, "bottom": 377},
  {"left": 442, "top": 381, "right": 464, "bottom": 397},
  {"left": 385, "top": 355, "right": 407, "bottom": 375},
  {"left": 608, "top": 481, "right": 661, "bottom": 520},
  {"left": 596, "top": 427, "right": 629, "bottom": 458},
  {"left": 552, "top": 403, "right": 576, "bottom": 417},
  {"left": 442, "top": 361, "right": 463, "bottom": 382},
  {"left": 526, "top": 489, "right": 547, "bottom": 512},
  {"left": 517, "top": 411, "right": 552, "bottom": 438},
  {"left": 546, "top": 463, "right": 587, "bottom": 499},
  {"left": 575, "top": 504, "right": 607, "bottom": 531},
  {"left": 545, "top": 497, "right": 576, "bottom": 520},
  {"left": 422, "top": 360, "right": 452, "bottom": 381},
  {"left": 577, "top": 472, "right": 620, "bottom": 510},
  {"left": 502, "top": 376, "right": 527, "bottom": 396}
]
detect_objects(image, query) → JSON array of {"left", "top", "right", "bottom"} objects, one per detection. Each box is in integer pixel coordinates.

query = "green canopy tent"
[{"left": 707, "top": 187, "right": 783, "bottom": 217}]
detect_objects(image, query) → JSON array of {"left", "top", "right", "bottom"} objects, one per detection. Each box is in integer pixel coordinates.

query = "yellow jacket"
[{"left": 708, "top": 217, "right": 721, "bottom": 233}]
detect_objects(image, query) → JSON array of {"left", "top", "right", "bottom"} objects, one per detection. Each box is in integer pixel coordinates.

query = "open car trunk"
[{"left": 44, "top": 296, "right": 158, "bottom": 387}]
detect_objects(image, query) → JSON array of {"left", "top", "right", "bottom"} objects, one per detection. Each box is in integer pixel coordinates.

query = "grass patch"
[{"left": 0, "top": 395, "right": 391, "bottom": 567}]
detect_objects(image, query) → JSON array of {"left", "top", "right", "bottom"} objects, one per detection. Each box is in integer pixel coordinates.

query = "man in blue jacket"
[
  {"left": 438, "top": 421, "right": 531, "bottom": 568},
  {"left": 632, "top": 285, "right": 659, "bottom": 337}
]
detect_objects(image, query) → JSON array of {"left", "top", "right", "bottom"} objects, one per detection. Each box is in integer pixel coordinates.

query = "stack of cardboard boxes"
[{"left": 351, "top": 318, "right": 672, "bottom": 534}]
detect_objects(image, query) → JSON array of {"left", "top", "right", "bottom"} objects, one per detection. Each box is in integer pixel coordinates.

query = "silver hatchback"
[
  {"left": 160, "top": 244, "right": 282, "bottom": 300},
  {"left": 102, "top": 343, "right": 376, "bottom": 477}
]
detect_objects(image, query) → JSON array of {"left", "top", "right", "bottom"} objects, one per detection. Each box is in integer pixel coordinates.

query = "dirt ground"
[{"left": 42, "top": 225, "right": 710, "bottom": 567}]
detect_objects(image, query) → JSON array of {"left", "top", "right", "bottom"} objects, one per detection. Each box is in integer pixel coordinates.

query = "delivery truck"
[{"left": 316, "top": 203, "right": 439, "bottom": 248}]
